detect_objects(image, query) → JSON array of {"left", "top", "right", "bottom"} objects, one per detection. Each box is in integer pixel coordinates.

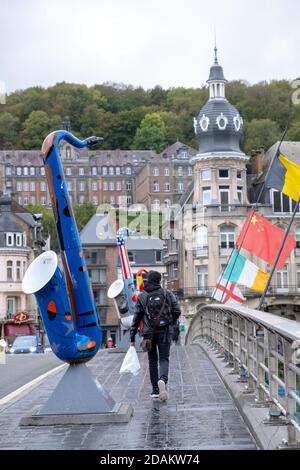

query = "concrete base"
[
  {"left": 20, "top": 362, "right": 133, "bottom": 426},
  {"left": 20, "top": 403, "right": 133, "bottom": 426}
]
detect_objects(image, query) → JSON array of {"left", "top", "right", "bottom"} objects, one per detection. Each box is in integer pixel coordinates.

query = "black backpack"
[{"left": 145, "top": 290, "right": 171, "bottom": 328}]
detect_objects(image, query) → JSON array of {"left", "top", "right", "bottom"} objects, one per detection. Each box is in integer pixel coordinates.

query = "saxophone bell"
[{"left": 107, "top": 279, "right": 133, "bottom": 329}]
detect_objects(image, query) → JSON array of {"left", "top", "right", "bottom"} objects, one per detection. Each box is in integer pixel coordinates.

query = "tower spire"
[{"left": 214, "top": 28, "right": 218, "bottom": 64}]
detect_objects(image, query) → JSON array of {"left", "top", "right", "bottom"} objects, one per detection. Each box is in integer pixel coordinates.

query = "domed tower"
[{"left": 192, "top": 47, "right": 249, "bottom": 205}]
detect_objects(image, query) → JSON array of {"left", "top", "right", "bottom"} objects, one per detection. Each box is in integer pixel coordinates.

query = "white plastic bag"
[{"left": 119, "top": 346, "right": 141, "bottom": 376}]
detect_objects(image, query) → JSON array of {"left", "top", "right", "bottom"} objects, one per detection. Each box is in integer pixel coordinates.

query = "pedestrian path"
[{"left": 0, "top": 345, "right": 257, "bottom": 450}]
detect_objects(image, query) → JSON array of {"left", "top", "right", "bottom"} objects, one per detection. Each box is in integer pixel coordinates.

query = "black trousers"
[{"left": 147, "top": 330, "right": 171, "bottom": 389}]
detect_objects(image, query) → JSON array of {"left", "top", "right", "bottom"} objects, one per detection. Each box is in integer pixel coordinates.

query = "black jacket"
[{"left": 130, "top": 283, "right": 181, "bottom": 341}]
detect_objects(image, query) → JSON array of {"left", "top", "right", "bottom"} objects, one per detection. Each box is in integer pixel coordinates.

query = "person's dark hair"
[{"left": 147, "top": 270, "right": 161, "bottom": 285}]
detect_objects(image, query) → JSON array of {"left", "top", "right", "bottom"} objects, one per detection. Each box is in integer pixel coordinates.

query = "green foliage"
[
  {"left": 0, "top": 112, "right": 19, "bottom": 148},
  {"left": 73, "top": 202, "right": 97, "bottom": 231},
  {"left": 242, "top": 119, "right": 281, "bottom": 154},
  {"left": 21, "top": 111, "right": 61, "bottom": 149},
  {"left": 1, "top": 79, "right": 300, "bottom": 153},
  {"left": 133, "top": 112, "right": 167, "bottom": 152}
]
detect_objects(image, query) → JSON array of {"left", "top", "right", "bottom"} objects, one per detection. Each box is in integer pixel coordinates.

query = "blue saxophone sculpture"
[{"left": 22, "top": 130, "right": 102, "bottom": 363}]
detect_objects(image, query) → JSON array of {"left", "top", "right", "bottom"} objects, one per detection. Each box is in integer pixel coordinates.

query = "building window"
[
  {"left": 153, "top": 181, "right": 159, "bottom": 192},
  {"left": 17, "top": 167, "right": 22, "bottom": 176},
  {"left": 16, "top": 261, "right": 21, "bottom": 281},
  {"left": 18, "top": 197, "right": 22, "bottom": 205},
  {"left": 127, "top": 195, "right": 132, "bottom": 205},
  {"left": 17, "top": 182, "right": 22, "bottom": 191},
  {"left": 16, "top": 233, "right": 22, "bottom": 247},
  {"left": 40, "top": 181, "right": 46, "bottom": 192},
  {"left": 79, "top": 195, "right": 85, "bottom": 204},
  {"left": 92, "top": 166, "right": 97, "bottom": 176},
  {"left": 188, "top": 166, "right": 193, "bottom": 176},
  {"left": 128, "top": 251, "right": 135, "bottom": 263},
  {"left": 164, "top": 182, "right": 170, "bottom": 192},
  {"left": 201, "top": 169, "right": 211, "bottom": 181},
  {"left": 272, "top": 189, "right": 298, "bottom": 213},
  {"left": 153, "top": 167, "right": 159, "bottom": 176},
  {"left": 237, "top": 186, "right": 243, "bottom": 203},
  {"left": 156, "top": 251, "right": 162, "bottom": 263},
  {"left": 102, "top": 167, "right": 107, "bottom": 176},
  {"left": 23, "top": 182, "right": 29, "bottom": 191},
  {"left": 219, "top": 169, "right": 229, "bottom": 179},
  {"left": 295, "top": 226, "right": 300, "bottom": 253},
  {"left": 164, "top": 167, "right": 169, "bottom": 177},
  {"left": 116, "top": 167, "right": 121, "bottom": 175},
  {"left": 92, "top": 196, "right": 98, "bottom": 205},
  {"left": 79, "top": 168, "right": 84, "bottom": 176},
  {"left": 110, "top": 196, "right": 115, "bottom": 205},
  {"left": 237, "top": 170, "right": 242, "bottom": 179},
  {"left": 40, "top": 167, "right": 45, "bottom": 176},
  {"left": 23, "top": 233, "right": 26, "bottom": 247},
  {"left": 92, "top": 181, "right": 97, "bottom": 191},
  {"left": 126, "top": 167, "right": 131, "bottom": 175},
  {"left": 202, "top": 187, "right": 211, "bottom": 205},
  {"left": 7, "top": 261, "right": 13, "bottom": 281},
  {"left": 67, "top": 181, "right": 72, "bottom": 191},
  {"left": 6, "top": 296, "right": 16, "bottom": 317},
  {"left": 41, "top": 196, "right": 46, "bottom": 205},
  {"left": 23, "top": 167, "right": 28, "bottom": 176},
  {"left": 66, "top": 168, "right": 72, "bottom": 176},
  {"left": 5, "top": 167, "right": 12, "bottom": 176},
  {"left": 24, "top": 197, "right": 29, "bottom": 205},
  {"left": 91, "top": 268, "right": 106, "bottom": 284},
  {"left": 116, "top": 181, "right": 122, "bottom": 191},
  {"left": 126, "top": 181, "right": 132, "bottom": 191},
  {"left": 219, "top": 186, "right": 230, "bottom": 212},
  {"left": 103, "top": 181, "right": 108, "bottom": 191},
  {"left": 153, "top": 199, "right": 160, "bottom": 211},
  {"left": 30, "top": 167, "right": 35, "bottom": 176},
  {"left": 177, "top": 166, "right": 183, "bottom": 176},
  {"left": 30, "top": 182, "right": 35, "bottom": 192},
  {"left": 79, "top": 181, "right": 85, "bottom": 192},
  {"left": 109, "top": 181, "right": 115, "bottom": 191},
  {"left": 220, "top": 225, "right": 235, "bottom": 252},
  {"left": 196, "top": 266, "right": 208, "bottom": 294},
  {"left": 6, "top": 233, "right": 14, "bottom": 246},
  {"left": 30, "top": 196, "right": 36, "bottom": 205},
  {"left": 177, "top": 182, "right": 184, "bottom": 192},
  {"left": 118, "top": 195, "right": 124, "bottom": 205},
  {"left": 193, "top": 226, "right": 208, "bottom": 257},
  {"left": 109, "top": 167, "right": 114, "bottom": 175},
  {"left": 66, "top": 146, "right": 71, "bottom": 159},
  {"left": 276, "top": 264, "right": 288, "bottom": 291},
  {"left": 164, "top": 199, "right": 171, "bottom": 208}
]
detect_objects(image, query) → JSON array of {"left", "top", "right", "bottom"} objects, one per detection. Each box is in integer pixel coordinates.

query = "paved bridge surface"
[{"left": 0, "top": 344, "right": 256, "bottom": 450}]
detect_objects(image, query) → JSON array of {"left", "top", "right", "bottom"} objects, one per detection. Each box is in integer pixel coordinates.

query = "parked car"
[{"left": 9, "top": 335, "right": 42, "bottom": 354}]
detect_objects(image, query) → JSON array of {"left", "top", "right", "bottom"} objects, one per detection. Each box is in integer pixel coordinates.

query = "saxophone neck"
[{"left": 42, "top": 131, "right": 103, "bottom": 156}]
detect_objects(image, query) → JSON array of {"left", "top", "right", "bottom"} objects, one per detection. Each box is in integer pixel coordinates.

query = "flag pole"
[
  {"left": 258, "top": 196, "right": 300, "bottom": 310},
  {"left": 218, "top": 123, "right": 289, "bottom": 304}
]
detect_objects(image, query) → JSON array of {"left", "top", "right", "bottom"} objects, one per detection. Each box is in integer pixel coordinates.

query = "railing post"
[
  {"left": 231, "top": 314, "right": 240, "bottom": 374},
  {"left": 266, "top": 331, "right": 283, "bottom": 422},
  {"left": 283, "top": 339, "right": 297, "bottom": 446},
  {"left": 245, "top": 320, "right": 255, "bottom": 392},
  {"left": 255, "top": 328, "right": 268, "bottom": 405}
]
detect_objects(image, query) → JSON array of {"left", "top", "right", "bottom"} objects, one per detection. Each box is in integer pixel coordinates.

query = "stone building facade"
[{"left": 164, "top": 49, "right": 300, "bottom": 322}]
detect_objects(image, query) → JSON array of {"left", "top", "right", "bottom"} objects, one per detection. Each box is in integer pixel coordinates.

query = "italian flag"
[{"left": 223, "top": 250, "right": 269, "bottom": 293}]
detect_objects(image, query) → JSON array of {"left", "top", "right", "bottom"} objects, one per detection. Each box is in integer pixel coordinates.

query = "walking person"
[{"left": 130, "top": 271, "right": 181, "bottom": 401}]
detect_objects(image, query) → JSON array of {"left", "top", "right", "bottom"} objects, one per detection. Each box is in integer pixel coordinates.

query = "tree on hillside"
[
  {"left": 242, "top": 119, "right": 281, "bottom": 154},
  {"left": 133, "top": 113, "right": 167, "bottom": 152},
  {"left": 73, "top": 202, "right": 97, "bottom": 231},
  {"left": 0, "top": 112, "right": 19, "bottom": 148},
  {"left": 21, "top": 110, "right": 61, "bottom": 149}
]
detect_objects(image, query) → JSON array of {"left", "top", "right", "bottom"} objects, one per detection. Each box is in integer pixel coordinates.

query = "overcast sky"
[{"left": 1, "top": 0, "right": 299, "bottom": 93}]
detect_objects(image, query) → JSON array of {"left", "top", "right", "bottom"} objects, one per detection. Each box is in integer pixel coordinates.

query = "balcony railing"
[
  {"left": 186, "top": 304, "right": 300, "bottom": 448},
  {"left": 193, "top": 246, "right": 208, "bottom": 258},
  {"left": 183, "top": 285, "right": 300, "bottom": 299}
]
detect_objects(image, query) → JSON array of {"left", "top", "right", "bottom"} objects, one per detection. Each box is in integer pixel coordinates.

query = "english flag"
[{"left": 212, "top": 278, "right": 246, "bottom": 307}]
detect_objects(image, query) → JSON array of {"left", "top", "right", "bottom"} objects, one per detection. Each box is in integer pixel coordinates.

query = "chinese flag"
[{"left": 236, "top": 209, "right": 296, "bottom": 270}]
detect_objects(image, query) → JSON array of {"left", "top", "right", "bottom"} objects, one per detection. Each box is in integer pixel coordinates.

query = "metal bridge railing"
[{"left": 186, "top": 304, "right": 300, "bottom": 448}]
